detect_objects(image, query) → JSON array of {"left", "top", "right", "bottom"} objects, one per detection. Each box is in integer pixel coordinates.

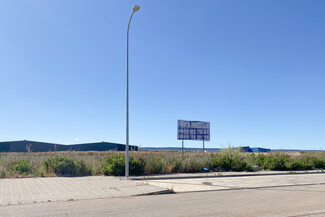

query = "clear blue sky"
[{"left": 1, "top": 0, "right": 325, "bottom": 150}]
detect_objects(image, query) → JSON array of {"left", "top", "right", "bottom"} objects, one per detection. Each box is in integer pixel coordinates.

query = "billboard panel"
[{"left": 177, "top": 120, "right": 210, "bottom": 141}]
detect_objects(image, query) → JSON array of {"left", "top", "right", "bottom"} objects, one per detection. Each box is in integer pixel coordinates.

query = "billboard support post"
[
  {"left": 182, "top": 140, "right": 184, "bottom": 157},
  {"left": 203, "top": 140, "right": 205, "bottom": 153}
]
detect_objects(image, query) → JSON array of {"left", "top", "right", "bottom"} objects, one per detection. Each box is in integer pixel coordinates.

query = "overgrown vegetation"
[
  {"left": 255, "top": 152, "right": 325, "bottom": 171},
  {"left": 209, "top": 148, "right": 253, "bottom": 172},
  {"left": 43, "top": 156, "right": 91, "bottom": 176},
  {"left": 11, "top": 159, "right": 32, "bottom": 175},
  {"left": 0, "top": 149, "right": 324, "bottom": 178},
  {"left": 101, "top": 154, "right": 145, "bottom": 176}
]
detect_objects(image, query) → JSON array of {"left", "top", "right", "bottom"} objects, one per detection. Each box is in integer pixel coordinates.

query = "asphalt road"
[{"left": 1, "top": 183, "right": 325, "bottom": 217}]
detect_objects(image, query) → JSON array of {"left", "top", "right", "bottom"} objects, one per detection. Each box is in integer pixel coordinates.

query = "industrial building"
[
  {"left": 233, "top": 146, "right": 271, "bottom": 153},
  {"left": 250, "top": 147, "right": 271, "bottom": 153},
  {"left": 0, "top": 140, "right": 138, "bottom": 152}
]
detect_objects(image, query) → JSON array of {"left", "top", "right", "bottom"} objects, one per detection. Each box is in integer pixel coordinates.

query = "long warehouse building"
[{"left": 0, "top": 140, "right": 138, "bottom": 152}]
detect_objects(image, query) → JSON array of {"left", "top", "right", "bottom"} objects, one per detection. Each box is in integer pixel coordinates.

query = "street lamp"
[{"left": 126, "top": 5, "right": 140, "bottom": 178}]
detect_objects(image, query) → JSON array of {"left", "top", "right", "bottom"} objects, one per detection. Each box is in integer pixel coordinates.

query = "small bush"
[
  {"left": 102, "top": 155, "right": 124, "bottom": 176},
  {"left": 102, "top": 154, "right": 145, "bottom": 176},
  {"left": 296, "top": 156, "right": 316, "bottom": 170},
  {"left": 36, "top": 170, "right": 45, "bottom": 177},
  {"left": 11, "top": 159, "right": 32, "bottom": 175},
  {"left": 314, "top": 158, "right": 325, "bottom": 169},
  {"left": 286, "top": 159, "right": 305, "bottom": 170},
  {"left": 43, "top": 156, "right": 91, "bottom": 176},
  {"left": 256, "top": 153, "right": 290, "bottom": 170},
  {"left": 130, "top": 155, "right": 145, "bottom": 175},
  {"left": 176, "top": 156, "right": 207, "bottom": 173},
  {"left": 144, "top": 154, "right": 164, "bottom": 174},
  {"left": 209, "top": 149, "right": 252, "bottom": 171},
  {"left": 1, "top": 170, "right": 6, "bottom": 178}
]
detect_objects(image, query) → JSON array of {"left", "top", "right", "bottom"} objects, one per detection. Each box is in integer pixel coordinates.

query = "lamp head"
[{"left": 132, "top": 5, "right": 140, "bottom": 12}]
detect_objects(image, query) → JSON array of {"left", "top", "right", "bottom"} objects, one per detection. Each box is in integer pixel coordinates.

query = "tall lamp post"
[{"left": 126, "top": 5, "right": 140, "bottom": 178}]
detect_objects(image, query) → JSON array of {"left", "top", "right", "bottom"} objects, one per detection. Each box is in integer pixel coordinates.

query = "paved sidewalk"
[
  {"left": 133, "top": 170, "right": 324, "bottom": 180},
  {"left": 139, "top": 173, "right": 325, "bottom": 193},
  {"left": 0, "top": 176, "right": 167, "bottom": 205}
]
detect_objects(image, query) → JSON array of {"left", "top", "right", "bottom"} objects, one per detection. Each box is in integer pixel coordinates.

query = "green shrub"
[
  {"left": 43, "top": 156, "right": 91, "bottom": 176},
  {"left": 286, "top": 158, "right": 305, "bottom": 170},
  {"left": 209, "top": 149, "right": 252, "bottom": 171},
  {"left": 102, "top": 154, "right": 124, "bottom": 176},
  {"left": 130, "top": 155, "right": 145, "bottom": 175},
  {"left": 11, "top": 159, "right": 32, "bottom": 175},
  {"left": 101, "top": 154, "right": 145, "bottom": 176},
  {"left": 144, "top": 154, "right": 164, "bottom": 174},
  {"left": 297, "top": 156, "right": 316, "bottom": 170},
  {"left": 176, "top": 156, "right": 207, "bottom": 173},
  {"left": 285, "top": 155, "right": 325, "bottom": 170},
  {"left": 162, "top": 157, "right": 180, "bottom": 173},
  {"left": 313, "top": 158, "right": 325, "bottom": 169},
  {"left": 36, "top": 170, "right": 45, "bottom": 177},
  {"left": 1, "top": 169, "right": 6, "bottom": 178},
  {"left": 256, "top": 153, "right": 290, "bottom": 170}
]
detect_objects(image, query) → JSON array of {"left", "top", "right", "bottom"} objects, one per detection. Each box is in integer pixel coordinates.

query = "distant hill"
[
  {"left": 271, "top": 149, "right": 323, "bottom": 152},
  {"left": 140, "top": 147, "right": 324, "bottom": 153},
  {"left": 139, "top": 147, "right": 221, "bottom": 152}
]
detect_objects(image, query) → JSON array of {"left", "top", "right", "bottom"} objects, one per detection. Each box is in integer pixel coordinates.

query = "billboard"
[{"left": 177, "top": 120, "right": 210, "bottom": 141}]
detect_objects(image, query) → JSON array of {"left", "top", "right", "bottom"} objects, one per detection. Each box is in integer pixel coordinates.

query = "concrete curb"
[
  {"left": 135, "top": 189, "right": 173, "bottom": 196},
  {"left": 131, "top": 170, "right": 325, "bottom": 181}
]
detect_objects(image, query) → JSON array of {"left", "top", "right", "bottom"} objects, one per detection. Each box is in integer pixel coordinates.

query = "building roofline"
[
  {"left": 0, "top": 140, "right": 66, "bottom": 146},
  {"left": 0, "top": 140, "right": 138, "bottom": 147}
]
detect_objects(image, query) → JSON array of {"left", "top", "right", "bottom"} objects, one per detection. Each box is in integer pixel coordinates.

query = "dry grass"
[{"left": 0, "top": 150, "right": 325, "bottom": 178}]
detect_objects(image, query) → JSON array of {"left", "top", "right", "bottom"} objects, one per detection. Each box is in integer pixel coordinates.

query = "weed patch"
[
  {"left": 43, "top": 156, "right": 91, "bottom": 176},
  {"left": 11, "top": 159, "right": 33, "bottom": 175},
  {"left": 209, "top": 149, "right": 252, "bottom": 171},
  {"left": 101, "top": 154, "right": 145, "bottom": 176},
  {"left": 0, "top": 150, "right": 325, "bottom": 178}
]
